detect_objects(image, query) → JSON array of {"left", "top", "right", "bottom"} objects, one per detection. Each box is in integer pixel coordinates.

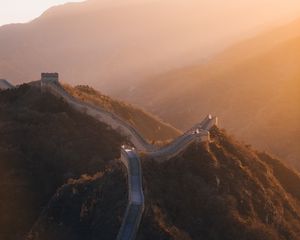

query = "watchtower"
[{"left": 41, "top": 73, "right": 59, "bottom": 83}]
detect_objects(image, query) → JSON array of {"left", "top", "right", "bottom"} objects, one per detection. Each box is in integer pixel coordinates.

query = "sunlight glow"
[{"left": 0, "top": 0, "right": 84, "bottom": 26}]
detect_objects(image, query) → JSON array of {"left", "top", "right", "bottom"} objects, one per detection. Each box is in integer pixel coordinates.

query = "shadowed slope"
[
  {"left": 27, "top": 166, "right": 127, "bottom": 240},
  {"left": 139, "top": 127, "right": 300, "bottom": 240},
  {"left": 0, "top": 85, "right": 126, "bottom": 240},
  {"left": 0, "top": 79, "right": 14, "bottom": 90}
]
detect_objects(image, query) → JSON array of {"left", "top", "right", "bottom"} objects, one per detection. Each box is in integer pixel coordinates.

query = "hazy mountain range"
[
  {"left": 1, "top": 0, "right": 299, "bottom": 169},
  {"left": 122, "top": 18, "right": 300, "bottom": 169},
  {"left": 1, "top": 0, "right": 300, "bottom": 93},
  {"left": 1, "top": 1, "right": 300, "bottom": 239}
]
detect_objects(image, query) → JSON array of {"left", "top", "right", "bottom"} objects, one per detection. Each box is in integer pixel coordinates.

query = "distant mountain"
[
  {"left": 0, "top": 79, "right": 14, "bottom": 90},
  {"left": 0, "top": 84, "right": 127, "bottom": 240},
  {"left": 122, "top": 18, "right": 300, "bottom": 170},
  {"left": 64, "top": 84, "right": 180, "bottom": 143},
  {"left": 1, "top": 0, "right": 300, "bottom": 93}
]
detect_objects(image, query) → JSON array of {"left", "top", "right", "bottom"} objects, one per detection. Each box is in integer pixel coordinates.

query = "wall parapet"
[
  {"left": 117, "top": 147, "right": 144, "bottom": 240},
  {"left": 0, "top": 79, "right": 14, "bottom": 90},
  {"left": 41, "top": 79, "right": 219, "bottom": 240}
]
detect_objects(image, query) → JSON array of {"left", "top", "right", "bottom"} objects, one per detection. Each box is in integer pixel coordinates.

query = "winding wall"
[
  {"left": 0, "top": 79, "right": 14, "bottom": 90},
  {"left": 42, "top": 80, "right": 218, "bottom": 240},
  {"left": 117, "top": 148, "right": 144, "bottom": 240}
]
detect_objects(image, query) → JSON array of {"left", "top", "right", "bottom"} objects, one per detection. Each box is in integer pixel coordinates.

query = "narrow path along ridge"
[
  {"left": 0, "top": 79, "right": 14, "bottom": 90},
  {"left": 41, "top": 80, "right": 218, "bottom": 240}
]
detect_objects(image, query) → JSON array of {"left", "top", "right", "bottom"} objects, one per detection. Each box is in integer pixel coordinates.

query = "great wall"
[
  {"left": 2, "top": 74, "right": 218, "bottom": 240},
  {"left": 0, "top": 79, "right": 14, "bottom": 90}
]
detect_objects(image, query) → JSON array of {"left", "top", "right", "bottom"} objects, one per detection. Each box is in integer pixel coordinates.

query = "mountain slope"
[
  {"left": 123, "top": 18, "right": 300, "bottom": 169},
  {"left": 0, "top": 85, "right": 127, "bottom": 240},
  {"left": 26, "top": 126, "right": 300, "bottom": 240},
  {"left": 2, "top": 83, "right": 300, "bottom": 240},
  {"left": 0, "top": 79, "right": 14, "bottom": 90},
  {"left": 64, "top": 84, "right": 180, "bottom": 143},
  {"left": 139, "top": 127, "right": 300, "bottom": 240},
  {"left": 1, "top": 0, "right": 300, "bottom": 93},
  {"left": 27, "top": 167, "right": 127, "bottom": 240}
]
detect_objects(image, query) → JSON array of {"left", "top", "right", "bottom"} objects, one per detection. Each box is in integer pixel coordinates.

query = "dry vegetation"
[
  {"left": 140, "top": 127, "right": 300, "bottom": 240},
  {"left": 0, "top": 85, "right": 127, "bottom": 240},
  {"left": 1, "top": 84, "right": 299, "bottom": 240},
  {"left": 64, "top": 84, "right": 180, "bottom": 143},
  {"left": 27, "top": 164, "right": 127, "bottom": 240}
]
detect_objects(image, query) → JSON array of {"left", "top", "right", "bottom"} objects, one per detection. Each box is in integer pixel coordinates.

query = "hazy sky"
[
  {"left": 1, "top": 0, "right": 300, "bottom": 27},
  {"left": 0, "top": 0, "right": 84, "bottom": 26}
]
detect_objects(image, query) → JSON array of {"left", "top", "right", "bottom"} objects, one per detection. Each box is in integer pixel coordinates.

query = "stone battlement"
[{"left": 41, "top": 72, "right": 59, "bottom": 83}]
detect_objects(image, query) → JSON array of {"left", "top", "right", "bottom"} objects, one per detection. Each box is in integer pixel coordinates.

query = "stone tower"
[
  {"left": 41, "top": 73, "right": 59, "bottom": 83},
  {"left": 40, "top": 72, "right": 59, "bottom": 92}
]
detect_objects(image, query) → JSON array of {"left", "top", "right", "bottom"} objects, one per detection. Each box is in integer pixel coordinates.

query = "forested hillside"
[
  {"left": 0, "top": 85, "right": 127, "bottom": 240},
  {"left": 139, "top": 127, "right": 300, "bottom": 240}
]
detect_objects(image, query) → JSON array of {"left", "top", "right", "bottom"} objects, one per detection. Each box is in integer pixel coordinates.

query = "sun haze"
[
  {"left": 2, "top": 0, "right": 300, "bottom": 27},
  {"left": 0, "top": 0, "right": 84, "bottom": 26}
]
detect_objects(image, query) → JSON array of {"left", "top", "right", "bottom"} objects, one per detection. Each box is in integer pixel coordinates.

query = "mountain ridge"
[
  {"left": 0, "top": 84, "right": 127, "bottom": 240},
  {"left": 1, "top": 0, "right": 300, "bottom": 93},
  {"left": 138, "top": 127, "right": 300, "bottom": 239},
  {"left": 63, "top": 84, "right": 181, "bottom": 143},
  {"left": 121, "top": 18, "right": 300, "bottom": 170},
  {"left": 1, "top": 81, "right": 300, "bottom": 240}
]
